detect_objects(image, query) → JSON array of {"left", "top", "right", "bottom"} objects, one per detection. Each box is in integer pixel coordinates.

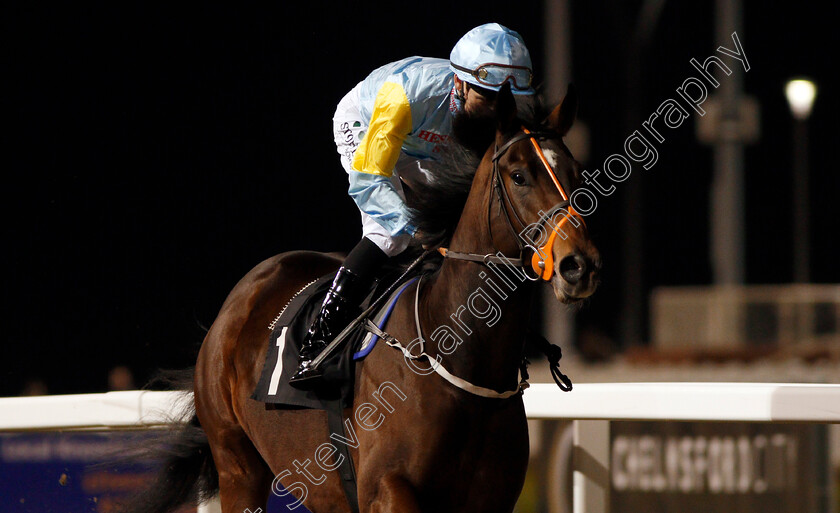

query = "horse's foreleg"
[
  {"left": 365, "top": 474, "right": 423, "bottom": 513},
  {"left": 209, "top": 430, "right": 273, "bottom": 513}
]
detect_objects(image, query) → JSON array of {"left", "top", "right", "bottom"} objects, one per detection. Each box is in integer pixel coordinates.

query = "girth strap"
[{"left": 325, "top": 399, "right": 360, "bottom": 513}]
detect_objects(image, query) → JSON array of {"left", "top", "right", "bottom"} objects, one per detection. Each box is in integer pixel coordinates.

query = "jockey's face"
[
  {"left": 452, "top": 76, "right": 498, "bottom": 156},
  {"left": 455, "top": 76, "right": 497, "bottom": 118}
]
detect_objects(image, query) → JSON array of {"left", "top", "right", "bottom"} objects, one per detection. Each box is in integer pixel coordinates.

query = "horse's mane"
[
  {"left": 403, "top": 142, "right": 481, "bottom": 249},
  {"left": 405, "top": 94, "right": 546, "bottom": 249}
]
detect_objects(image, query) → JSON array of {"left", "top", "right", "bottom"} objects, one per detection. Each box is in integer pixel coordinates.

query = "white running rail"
[{"left": 2, "top": 383, "right": 839, "bottom": 513}]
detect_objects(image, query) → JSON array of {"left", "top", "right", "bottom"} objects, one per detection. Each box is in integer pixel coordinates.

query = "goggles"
[{"left": 451, "top": 62, "right": 534, "bottom": 91}]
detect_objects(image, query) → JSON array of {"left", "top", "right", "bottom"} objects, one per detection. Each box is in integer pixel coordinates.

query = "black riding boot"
[{"left": 289, "top": 238, "right": 387, "bottom": 388}]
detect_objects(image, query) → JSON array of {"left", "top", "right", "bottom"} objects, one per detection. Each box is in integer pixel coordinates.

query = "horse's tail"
[{"left": 116, "top": 369, "right": 219, "bottom": 513}]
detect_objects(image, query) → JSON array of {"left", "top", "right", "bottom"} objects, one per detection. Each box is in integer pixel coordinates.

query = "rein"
[{"left": 438, "top": 126, "right": 585, "bottom": 281}]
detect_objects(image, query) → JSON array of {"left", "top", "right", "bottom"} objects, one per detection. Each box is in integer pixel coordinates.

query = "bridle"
[
  {"left": 439, "top": 126, "right": 585, "bottom": 281},
  {"left": 410, "top": 126, "right": 581, "bottom": 397}
]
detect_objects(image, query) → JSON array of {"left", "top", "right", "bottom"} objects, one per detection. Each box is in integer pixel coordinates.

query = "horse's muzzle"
[{"left": 553, "top": 251, "right": 601, "bottom": 303}]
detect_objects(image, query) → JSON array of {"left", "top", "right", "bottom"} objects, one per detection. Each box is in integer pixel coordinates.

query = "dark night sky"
[{"left": 3, "top": 3, "right": 838, "bottom": 395}]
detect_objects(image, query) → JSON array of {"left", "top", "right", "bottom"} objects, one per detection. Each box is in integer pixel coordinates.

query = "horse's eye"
[{"left": 511, "top": 172, "right": 527, "bottom": 186}]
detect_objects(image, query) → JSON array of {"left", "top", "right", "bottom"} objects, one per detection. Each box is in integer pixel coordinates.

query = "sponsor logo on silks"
[
  {"left": 340, "top": 121, "right": 362, "bottom": 160},
  {"left": 417, "top": 129, "right": 450, "bottom": 154},
  {"left": 417, "top": 130, "right": 449, "bottom": 144}
]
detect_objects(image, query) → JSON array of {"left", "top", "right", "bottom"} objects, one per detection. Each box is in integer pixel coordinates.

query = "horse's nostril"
[{"left": 559, "top": 254, "right": 586, "bottom": 284}]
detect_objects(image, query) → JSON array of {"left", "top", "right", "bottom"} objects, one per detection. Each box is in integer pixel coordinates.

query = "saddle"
[{"left": 251, "top": 263, "right": 421, "bottom": 410}]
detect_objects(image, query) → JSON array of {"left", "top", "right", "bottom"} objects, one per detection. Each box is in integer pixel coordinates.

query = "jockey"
[{"left": 290, "top": 23, "right": 535, "bottom": 387}]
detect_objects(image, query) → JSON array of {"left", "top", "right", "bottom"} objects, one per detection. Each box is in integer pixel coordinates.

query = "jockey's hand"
[{"left": 414, "top": 229, "right": 434, "bottom": 250}]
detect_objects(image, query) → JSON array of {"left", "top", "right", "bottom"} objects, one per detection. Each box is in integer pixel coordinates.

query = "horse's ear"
[
  {"left": 546, "top": 84, "right": 578, "bottom": 136},
  {"left": 495, "top": 82, "right": 517, "bottom": 132}
]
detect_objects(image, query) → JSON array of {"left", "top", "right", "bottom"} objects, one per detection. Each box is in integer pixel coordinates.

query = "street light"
[
  {"left": 785, "top": 79, "right": 817, "bottom": 120},
  {"left": 784, "top": 78, "right": 817, "bottom": 283}
]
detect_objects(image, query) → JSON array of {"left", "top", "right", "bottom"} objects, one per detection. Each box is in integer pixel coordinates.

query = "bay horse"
[{"left": 127, "top": 85, "right": 600, "bottom": 513}]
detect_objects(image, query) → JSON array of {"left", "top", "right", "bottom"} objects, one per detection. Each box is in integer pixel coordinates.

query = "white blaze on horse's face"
[
  {"left": 541, "top": 148, "right": 562, "bottom": 173},
  {"left": 533, "top": 144, "right": 600, "bottom": 303}
]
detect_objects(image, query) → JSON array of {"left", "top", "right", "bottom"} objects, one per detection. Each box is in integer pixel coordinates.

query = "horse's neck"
[
  {"left": 417, "top": 161, "right": 534, "bottom": 392},
  {"left": 419, "top": 260, "right": 533, "bottom": 392}
]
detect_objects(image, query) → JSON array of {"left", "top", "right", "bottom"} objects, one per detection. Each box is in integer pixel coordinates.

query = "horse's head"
[
  {"left": 479, "top": 84, "right": 601, "bottom": 303},
  {"left": 408, "top": 83, "right": 601, "bottom": 303}
]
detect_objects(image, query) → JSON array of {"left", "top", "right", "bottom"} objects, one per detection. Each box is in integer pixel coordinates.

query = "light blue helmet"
[{"left": 449, "top": 23, "right": 534, "bottom": 95}]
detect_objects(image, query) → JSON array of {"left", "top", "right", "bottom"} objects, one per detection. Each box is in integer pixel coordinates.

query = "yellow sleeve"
[{"left": 351, "top": 82, "right": 412, "bottom": 177}]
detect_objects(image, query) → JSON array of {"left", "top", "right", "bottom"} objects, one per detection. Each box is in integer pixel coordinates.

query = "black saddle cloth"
[
  {"left": 250, "top": 259, "right": 425, "bottom": 410},
  {"left": 251, "top": 272, "right": 361, "bottom": 409}
]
